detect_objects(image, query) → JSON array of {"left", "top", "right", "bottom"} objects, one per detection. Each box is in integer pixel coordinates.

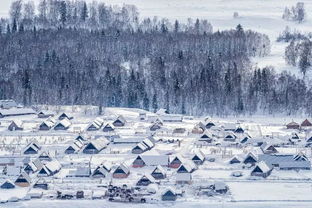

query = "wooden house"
[
  {"left": 132, "top": 155, "right": 169, "bottom": 168},
  {"left": 92, "top": 163, "right": 111, "bottom": 178},
  {"left": 65, "top": 140, "right": 84, "bottom": 154},
  {"left": 286, "top": 121, "right": 300, "bottom": 129},
  {"left": 8, "top": 120, "right": 24, "bottom": 131},
  {"left": 169, "top": 155, "right": 184, "bottom": 168},
  {"left": 234, "top": 126, "right": 244, "bottom": 134},
  {"left": 161, "top": 188, "right": 177, "bottom": 201},
  {"left": 1, "top": 180, "right": 15, "bottom": 189},
  {"left": 205, "top": 121, "right": 215, "bottom": 129},
  {"left": 24, "top": 141, "right": 41, "bottom": 155},
  {"left": 136, "top": 174, "right": 155, "bottom": 186},
  {"left": 243, "top": 152, "right": 258, "bottom": 165},
  {"left": 37, "top": 110, "right": 55, "bottom": 118},
  {"left": 301, "top": 119, "right": 312, "bottom": 128},
  {"left": 103, "top": 123, "right": 115, "bottom": 132},
  {"left": 54, "top": 118, "right": 71, "bottom": 130},
  {"left": 37, "top": 160, "right": 61, "bottom": 177},
  {"left": 24, "top": 158, "right": 43, "bottom": 174},
  {"left": 112, "top": 115, "right": 126, "bottom": 127},
  {"left": 177, "top": 162, "right": 196, "bottom": 173},
  {"left": 58, "top": 112, "right": 73, "bottom": 120},
  {"left": 15, "top": 172, "right": 31, "bottom": 187},
  {"left": 39, "top": 118, "right": 56, "bottom": 130},
  {"left": 260, "top": 143, "right": 278, "bottom": 154},
  {"left": 229, "top": 156, "right": 242, "bottom": 164},
  {"left": 251, "top": 161, "right": 272, "bottom": 178},
  {"left": 191, "top": 150, "right": 205, "bottom": 165},
  {"left": 259, "top": 154, "right": 311, "bottom": 170},
  {"left": 112, "top": 164, "right": 130, "bottom": 178},
  {"left": 224, "top": 132, "right": 237, "bottom": 142},
  {"left": 151, "top": 165, "right": 167, "bottom": 179},
  {"left": 38, "top": 151, "right": 52, "bottom": 161},
  {"left": 82, "top": 139, "right": 108, "bottom": 154},
  {"left": 86, "top": 118, "right": 104, "bottom": 131},
  {"left": 33, "top": 178, "right": 48, "bottom": 190}
]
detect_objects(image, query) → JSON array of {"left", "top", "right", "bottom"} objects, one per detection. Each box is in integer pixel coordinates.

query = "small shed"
[
  {"left": 161, "top": 188, "right": 177, "bottom": 201},
  {"left": 8, "top": 120, "right": 24, "bottom": 131}
]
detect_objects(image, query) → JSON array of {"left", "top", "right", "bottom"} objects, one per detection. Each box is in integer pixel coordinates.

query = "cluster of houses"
[{"left": 0, "top": 105, "right": 312, "bottom": 204}]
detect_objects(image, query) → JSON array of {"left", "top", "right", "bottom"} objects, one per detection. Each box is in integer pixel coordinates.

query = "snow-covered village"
[
  {"left": 0, "top": 100, "right": 312, "bottom": 207},
  {"left": 2, "top": 0, "right": 312, "bottom": 207}
]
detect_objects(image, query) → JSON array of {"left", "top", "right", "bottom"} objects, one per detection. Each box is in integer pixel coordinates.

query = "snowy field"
[{"left": 2, "top": 200, "right": 312, "bottom": 208}]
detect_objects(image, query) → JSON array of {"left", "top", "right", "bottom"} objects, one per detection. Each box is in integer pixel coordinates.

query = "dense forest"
[{"left": 0, "top": 0, "right": 311, "bottom": 116}]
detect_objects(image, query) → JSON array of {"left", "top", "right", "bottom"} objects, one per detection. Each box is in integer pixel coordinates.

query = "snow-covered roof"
[
  {"left": 175, "top": 173, "right": 192, "bottom": 181},
  {"left": 45, "top": 160, "right": 62, "bottom": 173},
  {"left": 253, "top": 161, "right": 271, "bottom": 173},
  {"left": 139, "top": 155, "right": 169, "bottom": 166},
  {"left": 142, "top": 138, "right": 155, "bottom": 149},
  {"left": 0, "top": 108, "right": 36, "bottom": 116}
]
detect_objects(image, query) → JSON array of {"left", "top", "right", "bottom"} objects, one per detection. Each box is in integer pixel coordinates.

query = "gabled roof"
[
  {"left": 286, "top": 121, "right": 299, "bottom": 127},
  {"left": 55, "top": 118, "right": 71, "bottom": 128},
  {"left": 152, "top": 165, "right": 166, "bottom": 174},
  {"left": 138, "top": 174, "right": 155, "bottom": 183},
  {"left": 9, "top": 120, "right": 24, "bottom": 128},
  {"left": 0, "top": 108, "right": 36, "bottom": 116},
  {"left": 113, "top": 164, "right": 130, "bottom": 174},
  {"left": 301, "top": 119, "right": 312, "bottom": 127},
  {"left": 44, "top": 160, "right": 61, "bottom": 173},
  {"left": 137, "top": 155, "right": 169, "bottom": 166},
  {"left": 192, "top": 149, "right": 205, "bottom": 161},
  {"left": 15, "top": 172, "right": 31, "bottom": 183},
  {"left": 142, "top": 138, "right": 155, "bottom": 149},
  {"left": 86, "top": 139, "right": 108, "bottom": 151},
  {"left": 252, "top": 161, "right": 271, "bottom": 173},
  {"left": 115, "top": 115, "right": 126, "bottom": 124}
]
